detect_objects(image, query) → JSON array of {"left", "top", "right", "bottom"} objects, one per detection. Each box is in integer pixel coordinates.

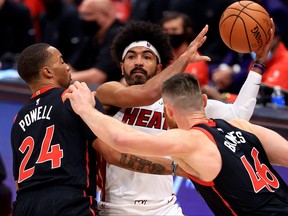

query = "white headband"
[{"left": 121, "top": 41, "right": 161, "bottom": 63}]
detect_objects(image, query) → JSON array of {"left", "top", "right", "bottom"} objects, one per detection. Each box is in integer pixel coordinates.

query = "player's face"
[
  {"left": 47, "top": 47, "right": 71, "bottom": 88},
  {"left": 121, "top": 46, "right": 162, "bottom": 86},
  {"left": 162, "top": 17, "right": 184, "bottom": 35}
]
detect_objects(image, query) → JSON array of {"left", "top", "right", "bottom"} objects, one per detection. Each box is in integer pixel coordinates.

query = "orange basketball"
[{"left": 219, "top": 1, "right": 271, "bottom": 53}]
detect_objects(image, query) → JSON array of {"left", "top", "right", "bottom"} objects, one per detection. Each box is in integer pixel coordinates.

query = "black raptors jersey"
[
  {"left": 11, "top": 87, "right": 102, "bottom": 195},
  {"left": 188, "top": 119, "right": 288, "bottom": 216}
]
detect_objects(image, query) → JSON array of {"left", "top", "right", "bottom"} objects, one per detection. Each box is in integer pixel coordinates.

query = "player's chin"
[{"left": 132, "top": 75, "right": 147, "bottom": 84}]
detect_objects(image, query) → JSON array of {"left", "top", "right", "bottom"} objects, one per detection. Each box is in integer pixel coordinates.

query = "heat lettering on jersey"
[
  {"left": 19, "top": 106, "right": 53, "bottom": 132},
  {"left": 224, "top": 131, "right": 246, "bottom": 152},
  {"left": 122, "top": 108, "right": 168, "bottom": 130}
]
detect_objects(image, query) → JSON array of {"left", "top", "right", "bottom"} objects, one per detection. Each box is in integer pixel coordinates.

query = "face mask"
[
  {"left": 250, "top": 51, "right": 273, "bottom": 61},
  {"left": 168, "top": 34, "right": 185, "bottom": 49},
  {"left": 80, "top": 20, "right": 100, "bottom": 36}
]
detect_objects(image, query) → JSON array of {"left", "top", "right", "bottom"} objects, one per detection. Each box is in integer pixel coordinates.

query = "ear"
[
  {"left": 164, "top": 103, "right": 173, "bottom": 119},
  {"left": 120, "top": 62, "right": 124, "bottom": 76},
  {"left": 202, "top": 94, "right": 208, "bottom": 108},
  {"left": 156, "top": 63, "right": 163, "bottom": 74},
  {"left": 42, "top": 67, "right": 53, "bottom": 78}
]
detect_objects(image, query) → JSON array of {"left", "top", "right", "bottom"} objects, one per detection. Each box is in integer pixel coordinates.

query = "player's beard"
[{"left": 124, "top": 67, "right": 157, "bottom": 86}]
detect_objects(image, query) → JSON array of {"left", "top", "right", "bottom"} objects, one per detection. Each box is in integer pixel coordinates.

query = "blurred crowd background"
[{"left": 0, "top": 0, "right": 287, "bottom": 103}]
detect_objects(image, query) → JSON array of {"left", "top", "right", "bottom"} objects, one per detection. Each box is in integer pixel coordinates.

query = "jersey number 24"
[{"left": 18, "top": 125, "right": 64, "bottom": 183}]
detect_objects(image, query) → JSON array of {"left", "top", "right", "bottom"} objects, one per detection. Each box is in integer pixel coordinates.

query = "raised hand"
[{"left": 255, "top": 18, "right": 275, "bottom": 63}]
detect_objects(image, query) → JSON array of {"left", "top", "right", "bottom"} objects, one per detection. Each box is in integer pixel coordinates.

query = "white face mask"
[{"left": 250, "top": 51, "right": 273, "bottom": 61}]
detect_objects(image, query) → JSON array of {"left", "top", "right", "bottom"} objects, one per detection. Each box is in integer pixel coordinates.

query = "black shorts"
[{"left": 12, "top": 185, "right": 98, "bottom": 216}]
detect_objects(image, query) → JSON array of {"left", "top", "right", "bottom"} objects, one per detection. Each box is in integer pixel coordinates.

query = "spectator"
[
  {"left": 167, "top": 0, "right": 235, "bottom": 69},
  {"left": 70, "top": 0, "right": 123, "bottom": 85},
  {"left": 251, "top": 28, "right": 288, "bottom": 91},
  {"left": 0, "top": 154, "right": 12, "bottom": 216},
  {"left": 160, "top": 11, "right": 209, "bottom": 87},
  {"left": 21, "top": 0, "right": 45, "bottom": 41},
  {"left": 202, "top": 51, "right": 253, "bottom": 103},
  {"left": 0, "top": 0, "right": 35, "bottom": 69},
  {"left": 39, "top": 0, "right": 84, "bottom": 63}
]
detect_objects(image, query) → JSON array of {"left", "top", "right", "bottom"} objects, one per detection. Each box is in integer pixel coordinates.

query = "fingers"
[
  {"left": 201, "top": 55, "right": 211, "bottom": 62},
  {"left": 197, "top": 24, "right": 209, "bottom": 39},
  {"left": 270, "top": 18, "right": 275, "bottom": 36},
  {"left": 268, "top": 18, "right": 274, "bottom": 45},
  {"left": 189, "top": 24, "right": 209, "bottom": 48},
  {"left": 255, "top": 18, "right": 275, "bottom": 62}
]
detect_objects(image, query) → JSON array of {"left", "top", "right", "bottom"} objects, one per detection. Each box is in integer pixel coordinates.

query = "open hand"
[{"left": 255, "top": 18, "right": 275, "bottom": 63}]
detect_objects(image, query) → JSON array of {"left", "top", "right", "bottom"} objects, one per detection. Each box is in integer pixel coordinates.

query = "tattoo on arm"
[{"left": 119, "top": 154, "right": 167, "bottom": 174}]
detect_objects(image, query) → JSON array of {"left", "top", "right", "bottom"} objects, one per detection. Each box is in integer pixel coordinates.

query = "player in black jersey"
[
  {"left": 65, "top": 72, "right": 288, "bottom": 215},
  {"left": 10, "top": 43, "right": 103, "bottom": 216}
]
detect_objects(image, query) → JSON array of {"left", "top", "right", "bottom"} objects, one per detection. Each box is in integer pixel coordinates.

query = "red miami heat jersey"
[
  {"left": 11, "top": 87, "right": 102, "bottom": 196},
  {"left": 188, "top": 119, "right": 288, "bottom": 215}
]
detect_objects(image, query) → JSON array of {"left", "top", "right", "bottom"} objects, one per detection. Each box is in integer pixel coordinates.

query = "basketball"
[{"left": 219, "top": 1, "right": 271, "bottom": 53}]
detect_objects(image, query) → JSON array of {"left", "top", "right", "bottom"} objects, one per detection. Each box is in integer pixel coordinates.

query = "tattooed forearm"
[{"left": 119, "top": 154, "right": 167, "bottom": 174}]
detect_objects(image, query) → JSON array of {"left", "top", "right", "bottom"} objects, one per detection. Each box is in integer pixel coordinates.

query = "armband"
[
  {"left": 172, "top": 161, "right": 178, "bottom": 176},
  {"left": 252, "top": 63, "right": 265, "bottom": 74},
  {"left": 252, "top": 60, "right": 266, "bottom": 74}
]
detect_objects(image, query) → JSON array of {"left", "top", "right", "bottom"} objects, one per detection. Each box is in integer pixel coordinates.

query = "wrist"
[
  {"left": 79, "top": 105, "right": 94, "bottom": 119},
  {"left": 252, "top": 60, "right": 266, "bottom": 75},
  {"left": 179, "top": 53, "right": 190, "bottom": 65}
]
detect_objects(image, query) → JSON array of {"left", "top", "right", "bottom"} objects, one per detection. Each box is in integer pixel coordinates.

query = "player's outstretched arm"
[
  {"left": 205, "top": 19, "right": 275, "bottom": 121},
  {"left": 96, "top": 25, "right": 211, "bottom": 108},
  {"left": 93, "top": 139, "right": 188, "bottom": 178},
  {"left": 64, "top": 81, "right": 187, "bottom": 156}
]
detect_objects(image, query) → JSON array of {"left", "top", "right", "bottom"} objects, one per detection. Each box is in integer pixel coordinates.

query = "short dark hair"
[
  {"left": 162, "top": 73, "right": 202, "bottom": 110},
  {"left": 17, "top": 43, "right": 52, "bottom": 83},
  {"left": 111, "top": 21, "right": 173, "bottom": 69}
]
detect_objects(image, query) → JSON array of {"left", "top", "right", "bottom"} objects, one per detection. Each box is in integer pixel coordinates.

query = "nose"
[
  {"left": 134, "top": 56, "right": 144, "bottom": 67},
  {"left": 66, "top": 64, "right": 71, "bottom": 72}
]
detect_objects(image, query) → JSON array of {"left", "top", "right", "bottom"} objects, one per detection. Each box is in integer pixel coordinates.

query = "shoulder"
[
  {"left": 96, "top": 81, "right": 125, "bottom": 97},
  {"left": 228, "top": 118, "right": 252, "bottom": 132}
]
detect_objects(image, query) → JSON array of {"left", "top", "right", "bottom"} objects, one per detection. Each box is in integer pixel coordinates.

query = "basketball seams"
[
  {"left": 240, "top": 10, "right": 269, "bottom": 40},
  {"left": 219, "top": 1, "right": 270, "bottom": 53},
  {"left": 233, "top": 1, "right": 270, "bottom": 40},
  {"left": 233, "top": 16, "right": 252, "bottom": 52}
]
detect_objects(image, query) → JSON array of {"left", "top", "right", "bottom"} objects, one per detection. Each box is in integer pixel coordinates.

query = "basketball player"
[
  {"left": 10, "top": 43, "right": 102, "bottom": 216},
  {"left": 65, "top": 72, "right": 288, "bottom": 215},
  {"left": 84, "top": 20, "right": 275, "bottom": 215}
]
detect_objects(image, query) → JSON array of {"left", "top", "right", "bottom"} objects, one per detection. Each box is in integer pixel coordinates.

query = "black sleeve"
[
  {"left": 95, "top": 96, "right": 104, "bottom": 113},
  {"left": 63, "top": 95, "right": 104, "bottom": 141}
]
